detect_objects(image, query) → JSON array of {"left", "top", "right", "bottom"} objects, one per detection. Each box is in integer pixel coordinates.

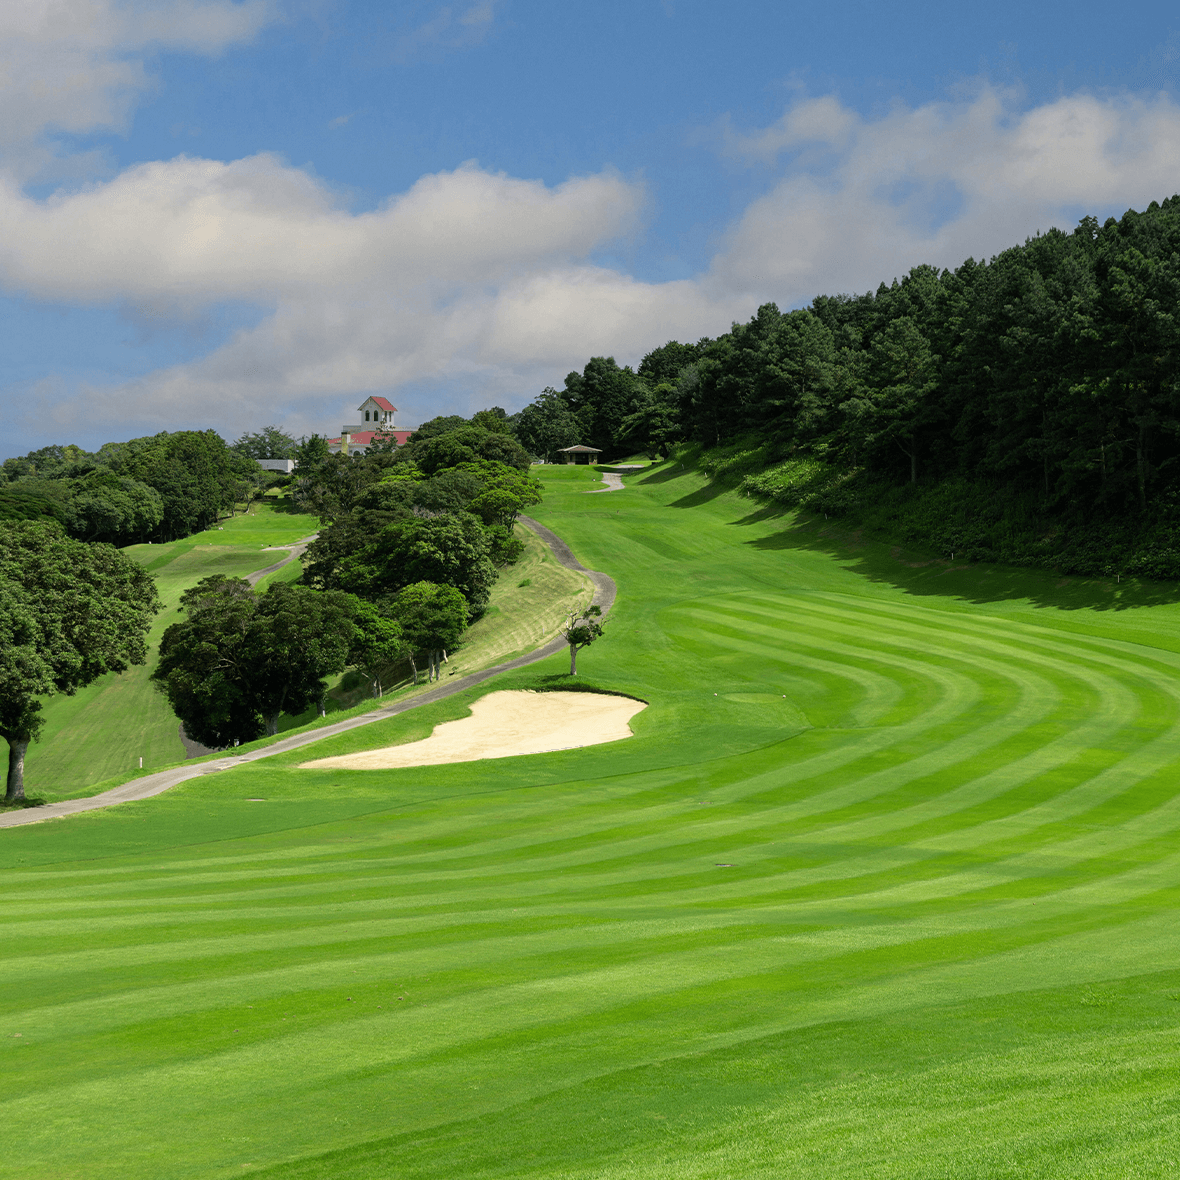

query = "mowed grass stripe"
[
  {"left": 10, "top": 892, "right": 1176, "bottom": 1119},
  {"left": 7, "top": 466, "right": 1180, "bottom": 1177},
  {"left": 9, "top": 895, "right": 1179, "bottom": 1180},
  {"left": 16, "top": 703, "right": 1180, "bottom": 943},
  {"left": 11, "top": 736, "right": 1180, "bottom": 967},
  {"left": 686, "top": 594, "right": 1180, "bottom": 839}
]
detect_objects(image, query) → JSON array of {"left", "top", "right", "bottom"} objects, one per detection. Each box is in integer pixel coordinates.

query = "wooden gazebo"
[{"left": 557, "top": 444, "right": 602, "bottom": 465}]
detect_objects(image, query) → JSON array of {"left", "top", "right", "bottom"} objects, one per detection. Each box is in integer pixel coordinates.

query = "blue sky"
[{"left": 2, "top": 0, "right": 1178, "bottom": 456}]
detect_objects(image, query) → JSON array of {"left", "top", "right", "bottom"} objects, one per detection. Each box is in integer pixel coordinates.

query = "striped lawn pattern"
[{"left": 3, "top": 465, "right": 1180, "bottom": 1178}]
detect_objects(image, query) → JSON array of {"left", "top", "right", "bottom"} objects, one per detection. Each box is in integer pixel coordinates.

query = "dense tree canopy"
[
  {"left": 392, "top": 581, "right": 468, "bottom": 684},
  {"left": 301, "top": 447, "right": 538, "bottom": 615},
  {"left": 668, "top": 199, "right": 1180, "bottom": 513},
  {"left": 152, "top": 577, "right": 361, "bottom": 745},
  {"left": 1, "top": 408, "right": 545, "bottom": 753},
  {"left": 0, "top": 521, "right": 159, "bottom": 800},
  {"left": 1, "top": 430, "right": 262, "bottom": 543},
  {"left": 403, "top": 425, "right": 531, "bottom": 475},
  {"left": 331, "top": 512, "right": 496, "bottom": 615},
  {"left": 512, "top": 196, "right": 1180, "bottom": 527},
  {"left": 514, "top": 389, "right": 582, "bottom": 461},
  {"left": 233, "top": 425, "right": 298, "bottom": 460},
  {"left": 348, "top": 600, "right": 407, "bottom": 698}
]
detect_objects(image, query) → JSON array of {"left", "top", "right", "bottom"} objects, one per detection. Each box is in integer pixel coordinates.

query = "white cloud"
[
  {"left": 711, "top": 86, "right": 1180, "bottom": 301},
  {"left": 8, "top": 83, "right": 1180, "bottom": 439},
  {"left": 393, "top": 2, "right": 496, "bottom": 63},
  {"left": 0, "top": 158, "right": 644, "bottom": 306},
  {"left": 0, "top": 0, "right": 277, "bottom": 173}
]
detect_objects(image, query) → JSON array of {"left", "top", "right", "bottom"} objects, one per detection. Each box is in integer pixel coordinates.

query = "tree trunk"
[
  {"left": 570, "top": 644, "right": 578, "bottom": 675},
  {"left": 265, "top": 714, "right": 279, "bottom": 736},
  {"left": 409, "top": 653, "right": 418, "bottom": 685},
  {"left": 5, "top": 735, "right": 29, "bottom": 802},
  {"left": 909, "top": 448, "right": 917, "bottom": 485}
]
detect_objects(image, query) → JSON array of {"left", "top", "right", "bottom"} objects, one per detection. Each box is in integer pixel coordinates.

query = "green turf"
[
  {"left": 16, "top": 495, "right": 321, "bottom": 798},
  {"left": 14, "top": 495, "right": 591, "bottom": 801},
  {"left": 4, "top": 463, "right": 1180, "bottom": 1178}
]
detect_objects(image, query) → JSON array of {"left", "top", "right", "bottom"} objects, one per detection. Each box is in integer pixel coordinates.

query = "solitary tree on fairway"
[
  {"left": 562, "top": 604, "right": 604, "bottom": 675},
  {"left": 0, "top": 521, "right": 159, "bottom": 801}
]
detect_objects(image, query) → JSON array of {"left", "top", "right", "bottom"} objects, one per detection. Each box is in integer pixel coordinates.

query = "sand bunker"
[{"left": 300, "top": 690, "right": 646, "bottom": 770}]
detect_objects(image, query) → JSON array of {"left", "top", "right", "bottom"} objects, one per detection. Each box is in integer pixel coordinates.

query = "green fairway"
[{"left": 4, "top": 463, "right": 1180, "bottom": 1178}]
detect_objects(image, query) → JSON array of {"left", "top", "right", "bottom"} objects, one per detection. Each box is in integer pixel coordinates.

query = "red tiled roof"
[
  {"left": 328, "top": 429, "right": 414, "bottom": 446},
  {"left": 369, "top": 396, "right": 397, "bottom": 412}
]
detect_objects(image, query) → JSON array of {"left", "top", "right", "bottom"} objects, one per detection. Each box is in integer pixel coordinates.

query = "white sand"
[{"left": 299, "top": 690, "right": 646, "bottom": 770}]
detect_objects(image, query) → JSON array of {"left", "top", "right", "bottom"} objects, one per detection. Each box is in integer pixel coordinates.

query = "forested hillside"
[{"left": 517, "top": 196, "right": 1180, "bottom": 578}]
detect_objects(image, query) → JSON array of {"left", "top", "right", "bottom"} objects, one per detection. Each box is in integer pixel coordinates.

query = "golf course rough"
[{"left": 5, "top": 463, "right": 1180, "bottom": 1178}]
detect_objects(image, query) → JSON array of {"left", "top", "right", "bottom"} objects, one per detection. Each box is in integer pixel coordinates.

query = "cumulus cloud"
[
  {"left": 8, "top": 81, "right": 1180, "bottom": 439},
  {"left": 711, "top": 86, "right": 1180, "bottom": 301},
  {"left": 0, "top": 0, "right": 276, "bottom": 173},
  {"left": 0, "top": 158, "right": 644, "bottom": 306}
]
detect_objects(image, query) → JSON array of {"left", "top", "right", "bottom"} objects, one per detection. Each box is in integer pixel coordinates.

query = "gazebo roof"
[{"left": 558, "top": 444, "right": 603, "bottom": 452}]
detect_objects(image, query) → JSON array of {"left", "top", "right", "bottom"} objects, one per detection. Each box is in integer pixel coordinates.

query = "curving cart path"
[
  {"left": 0, "top": 518, "right": 615, "bottom": 830},
  {"left": 246, "top": 533, "right": 319, "bottom": 587},
  {"left": 587, "top": 472, "right": 625, "bottom": 492}
]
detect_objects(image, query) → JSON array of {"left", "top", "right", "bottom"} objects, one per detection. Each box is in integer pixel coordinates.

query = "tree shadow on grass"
[
  {"left": 269, "top": 494, "right": 310, "bottom": 517},
  {"left": 528, "top": 673, "right": 647, "bottom": 700},
  {"left": 668, "top": 481, "right": 731, "bottom": 508},
  {"left": 634, "top": 461, "right": 689, "bottom": 486},
  {"left": 731, "top": 501, "right": 794, "bottom": 528},
  {"left": 744, "top": 514, "right": 1180, "bottom": 613},
  {"left": 0, "top": 797, "right": 47, "bottom": 811}
]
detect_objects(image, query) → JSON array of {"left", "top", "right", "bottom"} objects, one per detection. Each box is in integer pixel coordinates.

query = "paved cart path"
[
  {"left": 587, "top": 472, "right": 625, "bottom": 492},
  {"left": 245, "top": 533, "right": 318, "bottom": 587},
  {"left": 1, "top": 518, "right": 614, "bottom": 830}
]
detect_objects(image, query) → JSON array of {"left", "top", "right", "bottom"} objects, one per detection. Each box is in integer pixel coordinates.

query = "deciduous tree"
[
  {"left": 391, "top": 582, "right": 468, "bottom": 683},
  {"left": 152, "top": 578, "right": 360, "bottom": 744},
  {"left": 0, "top": 522, "right": 159, "bottom": 801},
  {"left": 562, "top": 604, "right": 604, "bottom": 675}
]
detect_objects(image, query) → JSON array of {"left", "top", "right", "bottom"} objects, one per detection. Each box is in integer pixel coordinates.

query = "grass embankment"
[
  {"left": 697, "top": 437, "right": 1180, "bottom": 581},
  {"left": 313, "top": 522, "right": 592, "bottom": 717},
  {"left": 17, "top": 497, "right": 590, "bottom": 803},
  {"left": 5, "top": 464, "right": 1180, "bottom": 1176}
]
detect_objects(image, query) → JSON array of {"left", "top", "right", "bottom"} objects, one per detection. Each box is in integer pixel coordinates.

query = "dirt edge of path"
[{"left": 1, "top": 517, "right": 615, "bottom": 829}]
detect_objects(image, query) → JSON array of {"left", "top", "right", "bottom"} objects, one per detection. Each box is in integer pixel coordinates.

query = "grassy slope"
[
  {"left": 281, "top": 521, "right": 593, "bottom": 724},
  {"left": 4, "top": 465, "right": 1180, "bottom": 1177},
  {"left": 19, "top": 497, "right": 322, "bottom": 797},
  {"left": 17, "top": 499, "right": 590, "bottom": 802}
]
